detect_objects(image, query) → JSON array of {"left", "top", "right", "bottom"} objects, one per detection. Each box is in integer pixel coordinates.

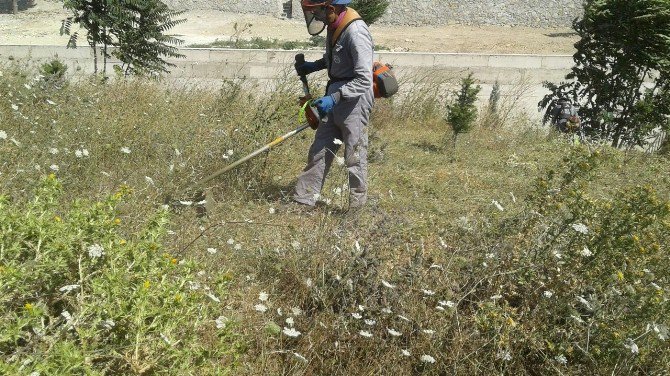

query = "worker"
[{"left": 292, "top": 0, "right": 374, "bottom": 211}]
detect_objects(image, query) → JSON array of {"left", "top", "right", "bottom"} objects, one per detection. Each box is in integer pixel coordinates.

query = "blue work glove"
[
  {"left": 296, "top": 60, "right": 326, "bottom": 76},
  {"left": 313, "top": 94, "right": 338, "bottom": 117}
]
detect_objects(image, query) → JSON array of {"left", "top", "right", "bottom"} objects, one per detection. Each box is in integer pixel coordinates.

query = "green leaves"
[
  {"left": 541, "top": 0, "right": 670, "bottom": 148},
  {"left": 61, "top": 0, "right": 186, "bottom": 76},
  {"left": 446, "top": 73, "right": 482, "bottom": 147}
]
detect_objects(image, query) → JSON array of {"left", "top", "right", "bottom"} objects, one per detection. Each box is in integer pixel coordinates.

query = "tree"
[
  {"left": 539, "top": 0, "right": 670, "bottom": 148},
  {"left": 61, "top": 0, "right": 185, "bottom": 77},
  {"left": 446, "top": 73, "right": 481, "bottom": 149},
  {"left": 12, "top": 0, "right": 17, "bottom": 14},
  {"left": 61, "top": 0, "right": 114, "bottom": 74},
  {"left": 110, "top": 0, "right": 185, "bottom": 76},
  {"left": 350, "top": 0, "right": 389, "bottom": 25}
]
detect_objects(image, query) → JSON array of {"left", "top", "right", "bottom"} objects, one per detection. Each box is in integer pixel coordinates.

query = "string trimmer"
[{"left": 166, "top": 54, "right": 320, "bottom": 214}]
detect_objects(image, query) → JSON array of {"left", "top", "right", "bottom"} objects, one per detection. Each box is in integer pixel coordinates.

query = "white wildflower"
[
  {"left": 0, "top": 130, "right": 6, "bottom": 140},
  {"left": 364, "top": 319, "right": 376, "bottom": 326},
  {"left": 333, "top": 187, "right": 342, "bottom": 195},
  {"left": 293, "top": 352, "right": 308, "bottom": 363},
  {"left": 215, "top": 316, "right": 228, "bottom": 329},
  {"left": 226, "top": 149, "right": 234, "bottom": 156},
  {"left": 258, "top": 292, "right": 269, "bottom": 301},
  {"left": 358, "top": 330, "right": 373, "bottom": 338},
  {"left": 75, "top": 150, "right": 83, "bottom": 158},
  {"left": 422, "top": 289, "right": 435, "bottom": 296},
  {"left": 61, "top": 310, "right": 73, "bottom": 323},
  {"left": 420, "top": 354, "right": 436, "bottom": 364},
  {"left": 206, "top": 293, "right": 221, "bottom": 303},
  {"left": 254, "top": 304, "right": 268, "bottom": 313},
  {"left": 227, "top": 238, "right": 235, "bottom": 245},
  {"left": 497, "top": 350, "right": 512, "bottom": 361},
  {"left": 651, "top": 323, "right": 668, "bottom": 340},
  {"left": 101, "top": 319, "right": 115, "bottom": 330},
  {"left": 49, "top": 164, "right": 59, "bottom": 172},
  {"left": 336, "top": 156, "right": 345, "bottom": 166},
  {"left": 145, "top": 176, "right": 155, "bottom": 185},
  {"left": 11, "top": 104, "right": 18, "bottom": 111},
  {"left": 422, "top": 329, "right": 435, "bottom": 335},
  {"left": 571, "top": 223, "right": 589, "bottom": 234},
  {"left": 387, "top": 328, "right": 402, "bottom": 336},
  {"left": 291, "top": 307, "right": 303, "bottom": 316},
  {"left": 553, "top": 250, "right": 563, "bottom": 259},
  {"left": 351, "top": 312, "right": 362, "bottom": 319},
  {"left": 576, "top": 296, "right": 592, "bottom": 310},
  {"left": 624, "top": 338, "right": 639, "bottom": 354},
  {"left": 59, "top": 284, "right": 80, "bottom": 293},
  {"left": 160, "top": 333, "right": 172, "bottom": 345},
  {"left": 234, "top": 243, "right": 242, "bottom": 250},
  {"left": 87, "top": 244, "right": 104, "bottom": 259},
  {"left": 82, "top": 149, "right": 89, "bottom": 157},
  {"left": 491, "top": 294, "right": 503, "bottom": 300},
  {"left": 333, "top": 138, "right": 343, "bottom": 145},
  {"left": 207, "top": 247, "right": 217, "bottom": 255},
  {"left": 401, "top": 349, "right": 411, "bottom": 357},
  {"left": 120, "top": 147, "right": 131, "bottom": 154},
  {"left": 381, "top": 307, "right": 392, "bottom": 314},
  {"left": 49, "top": 147, "right": 59, "bottom": 154},
  {"left": 554, "top": 354, "right": 567, "bottom": 365},
  {"left": 283, "top": 327, "right": 301, "bottom": 337},
  {"left": 492, "top": 200, "right": 505, "bottom": 211},
  {"left": 543, "top": 290, "right": 554, "bottom": 298},
  {"left": 580, "top": 246, "right": 593, "bottom": 257},
  {"left": 269, "top": 207, "right": 276, "bottom": 214},
  {"left": 439, "top": 300, "right": 456, "bottom": 308},
  {"left": 285, "top": 317, "right": 294, "bottom": 326},
  {"left": 381, "top": 280, "right": 395, "bottom": 289}
]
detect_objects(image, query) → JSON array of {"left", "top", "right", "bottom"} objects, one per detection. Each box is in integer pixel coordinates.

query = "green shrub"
[
  {"left": 446, "top": 73, "right": 481, "bottom": 148},
  {"left": 350, "top": 0, "right": 390, "bottom": 25},
  {"left": 0, "top": 176, "right": 242, "bottom": 375}
]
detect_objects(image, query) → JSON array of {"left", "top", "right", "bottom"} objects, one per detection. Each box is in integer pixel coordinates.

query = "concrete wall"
[
  {"left": 0, "top": 46, "right": 574, "bottom": 118},
  {"left": 164, "top": 0, "right": 583, "bottom": 27}
]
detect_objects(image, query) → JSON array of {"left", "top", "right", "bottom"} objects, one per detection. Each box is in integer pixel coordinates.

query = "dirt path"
[{"left": 0, "top": 1, "right": 578, "bottom": 55}]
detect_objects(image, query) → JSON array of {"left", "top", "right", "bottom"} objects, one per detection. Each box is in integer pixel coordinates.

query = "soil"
[{"left": 0, "top": 1, "right": 578, "bottom": 55}]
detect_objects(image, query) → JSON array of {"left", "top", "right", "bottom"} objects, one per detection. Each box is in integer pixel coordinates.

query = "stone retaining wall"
[{"left": 163, "top": 0, "right": 583, "bottom": 27}]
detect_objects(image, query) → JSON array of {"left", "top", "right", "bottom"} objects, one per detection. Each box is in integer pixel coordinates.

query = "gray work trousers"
[{"left": 293, "top": 95, "right": 371, "bottom": 208}]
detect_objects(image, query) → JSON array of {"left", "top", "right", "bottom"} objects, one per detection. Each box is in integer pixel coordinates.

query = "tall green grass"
[{"left": 1, "top": 64, "right": 669, "bottom": 375}]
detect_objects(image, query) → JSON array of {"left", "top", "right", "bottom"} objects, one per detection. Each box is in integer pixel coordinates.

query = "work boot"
[{"left": 281, "top": 200, "right": 317, "bottom": 215}]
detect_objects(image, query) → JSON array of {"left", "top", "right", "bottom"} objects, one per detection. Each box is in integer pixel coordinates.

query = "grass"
[{"left": 1, "top": 63, "right": 669, "bottom": 375}]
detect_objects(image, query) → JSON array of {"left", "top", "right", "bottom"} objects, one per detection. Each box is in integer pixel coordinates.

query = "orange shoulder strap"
[{"left": 331, "top": 8, "right": 363, "bottom": 47}]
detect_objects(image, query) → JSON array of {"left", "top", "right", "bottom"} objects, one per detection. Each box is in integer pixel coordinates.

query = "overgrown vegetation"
[
  {"left": 541, "top": 0, "right": 670, "bottom": 148},
  {"left": 1, "top": 64, "right": 668, "bottom": 374}
]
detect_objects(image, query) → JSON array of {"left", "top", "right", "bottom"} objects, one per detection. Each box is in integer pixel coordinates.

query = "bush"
[
  {"left": 0, "top": 176, "right": 242, "bottom": 374},
  {"left": 350, "top": 0, "right": 390, "bottom": 25},
  {"left": 446, "top": 73, "right": 481, "bottom": 148}
]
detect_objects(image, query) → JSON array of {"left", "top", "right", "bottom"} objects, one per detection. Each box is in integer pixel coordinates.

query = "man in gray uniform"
[{"left": 293, "top": 0, "right": 374, "bottom": 209}]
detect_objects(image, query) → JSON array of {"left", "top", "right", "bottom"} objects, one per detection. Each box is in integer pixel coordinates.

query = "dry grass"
[{"left": 1, "top": 63, "right": 669, "bottom": 375}]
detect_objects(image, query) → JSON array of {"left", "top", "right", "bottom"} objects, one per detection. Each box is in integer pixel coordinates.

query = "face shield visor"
[{"left": 301, "top": 0, "right": 332, "bottom": 36}]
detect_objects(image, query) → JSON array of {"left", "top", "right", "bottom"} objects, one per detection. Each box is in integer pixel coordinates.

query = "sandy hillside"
[{"left": 0, "top": 1, "right": 578, "bottom": 54}]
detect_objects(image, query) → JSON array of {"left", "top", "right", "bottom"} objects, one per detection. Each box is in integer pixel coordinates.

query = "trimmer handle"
[{"left": 295, "top": 53, "right": 310, "bottom": 96}]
